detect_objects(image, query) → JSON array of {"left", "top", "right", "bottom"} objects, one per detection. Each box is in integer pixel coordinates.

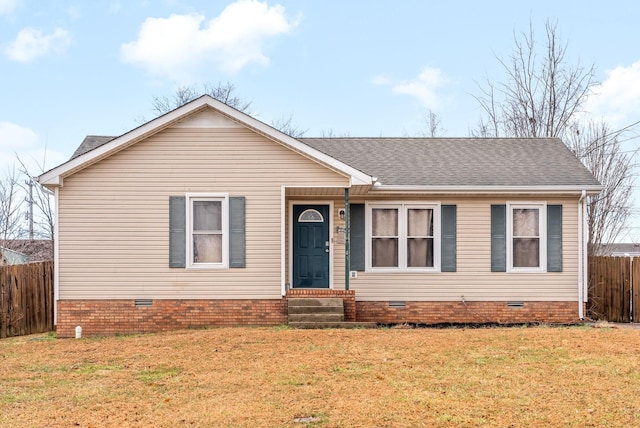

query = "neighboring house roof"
[
  {"left": 39, "top": 95, "right": 601, "bottom": 194},
  {"left": 599, "top": 243, "right": 640, "bottom": 256},
  {"left": 1, "top": 240, "right": 53, "bottom": 262},
  {"left": 300, "top": 137, "right": 601, "bottom": 189}
]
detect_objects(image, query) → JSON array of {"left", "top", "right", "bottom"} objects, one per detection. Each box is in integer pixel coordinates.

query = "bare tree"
[
  {"left": 472, "top": 20, "right": 597, "bottom": 138},
  {"left": 0, "top": 157, "right": 55, "bottom": 264},
  {"left": 16, "top": 155, "right": 55, "bottom": 242},
  {"left": 150, "top": 82, "right": 252, "bottom": 117},
  {"left": 270, "top": 114, "right": 308, "bottom": 138},
  {"left": 566, "top": 121, "right": 637, "bottom": 253},
  {"left": 319, "top": 129, "right": 350, "bottom": 138},
  {"left": 0, "top": 167, "right": 26, "bottom": 262},
  {"left": 420, "top": 109, "right": 444, "bottom": 137},
  {"left": 472, "top": 19, "right": 636, "bottom": 253},
  {"left": 149, "top": 82, "right": 310, "bottom": 138}
]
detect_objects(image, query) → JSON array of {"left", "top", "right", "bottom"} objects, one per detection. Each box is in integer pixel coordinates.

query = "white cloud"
[
  {"left": 0, "top": 0, "right": 19, "bottom": 15},
  {"left": 4, "top": 27, "right": 72, "bottom": 62},
  {"left": 371, "top": 74, "right": 391, "bottom": 85},
  {"left": 585, "top": 60, "right": 640, "bottom": 129},
  {"left": 0, "top": 122, "right": 38, "bottom": 150},
  {"left": 0, "top": 122, "right": 39, "bottom": 172},
  {"left": 67, "top": 5, "right": 81, "bottom": 20},
  {"left": 0, "top": 122, "right": 66, "bottom": 175},
  {"left": 14, "top": 148, "right": 67, "bottom": 176},
  {"left": 107, "top": 1, "right": 122, "bottom": 15},
  {"left": 120, "top": 0, "right": 300, "bottom": 81},
  {"left": 390, "top": 67, "right": 452, "bottom": 109}
]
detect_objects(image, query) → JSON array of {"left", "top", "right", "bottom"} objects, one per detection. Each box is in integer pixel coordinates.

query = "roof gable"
[
  {"left": 173, "top": 108, "right": 243, "bottom": 129},
  {"left": 39, "top": 95, "right": 372, "bottom": 187}
]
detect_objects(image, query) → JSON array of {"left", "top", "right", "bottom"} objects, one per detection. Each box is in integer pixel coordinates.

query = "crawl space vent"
[{"left": 389, "top": 301, "right": 406, "bottom": 309}]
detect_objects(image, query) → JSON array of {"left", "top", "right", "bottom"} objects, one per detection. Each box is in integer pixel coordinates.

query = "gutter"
[
  {"left": 370, "top": 183, "right": 603, "bottom": 195},
  {"left": 578, "top": 190, "right": 587, "bottom": 319}
]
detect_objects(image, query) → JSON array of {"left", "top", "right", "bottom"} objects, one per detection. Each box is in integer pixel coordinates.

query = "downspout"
[
  {"left": 53, "top": 186, "right": 60, "bottom": 325},
  {"left": 582, "top": 190, "right": 589, "bottom": 318},
  {"left": 344, "top": 188, "right": 350, "bottom": 291},
  {"left": 578, "top": 190, "right": 587, "bottom": 319},
  {"left": 280, "top": 186, "right": 286, "bottom": 297}
]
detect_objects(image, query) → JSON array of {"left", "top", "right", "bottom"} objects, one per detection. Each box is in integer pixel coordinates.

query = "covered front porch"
[{"left": 282, "top": 185, "right": 368, "bottom": 296}]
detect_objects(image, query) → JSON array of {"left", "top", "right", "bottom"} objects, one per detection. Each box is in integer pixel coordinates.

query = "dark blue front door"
[{"left": 293, "top": 205, "right": 330, "bottom": 288}]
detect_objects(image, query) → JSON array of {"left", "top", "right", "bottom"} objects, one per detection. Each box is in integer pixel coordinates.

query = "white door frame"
[{"left": 287, "top": 200, "right": 334, "bottom": 290}]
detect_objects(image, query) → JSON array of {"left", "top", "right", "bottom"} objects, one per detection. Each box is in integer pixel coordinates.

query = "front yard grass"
[{"left": 1, "top": 325, "right": 639, "bottom": 427}]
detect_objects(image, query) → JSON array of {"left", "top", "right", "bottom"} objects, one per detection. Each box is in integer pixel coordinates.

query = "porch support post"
[{"left": 345, "top": 188, "right": 350, "bottom": 291}]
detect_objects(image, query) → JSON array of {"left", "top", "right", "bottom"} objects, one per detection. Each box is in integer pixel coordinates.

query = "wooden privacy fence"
[
  {"left": 588, "top": 256, "right": 640, "bottom": 323},
  {"left": 0, "top": 261, "right": 54, "bottom": 338}
]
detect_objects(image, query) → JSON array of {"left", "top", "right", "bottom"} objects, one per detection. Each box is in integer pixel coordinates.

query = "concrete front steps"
[{"left": 287, "top": 297, "right": 377, "bottom": 329}]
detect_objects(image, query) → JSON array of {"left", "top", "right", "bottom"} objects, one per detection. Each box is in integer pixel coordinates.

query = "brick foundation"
[
  {"left": 56, "top": 297, "right": 580, "bottom": 337},
  {"left": 57, "top": 299, "right": 286, "bottom": 338},
  {"left": 286, "top": 289, "right": 356, "bottom": 321},
  {"left": 356, "top": 301, "right": 580, "bottom": 325}
]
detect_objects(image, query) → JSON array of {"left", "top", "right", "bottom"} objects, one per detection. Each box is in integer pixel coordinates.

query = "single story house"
[{"left": 38, "top": 95, "right": 602, "bottom": 337}]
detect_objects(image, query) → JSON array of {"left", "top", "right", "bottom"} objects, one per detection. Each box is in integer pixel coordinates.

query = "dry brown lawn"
[{"left": 1, "top": 325, "right": 640, "bottom": 427}]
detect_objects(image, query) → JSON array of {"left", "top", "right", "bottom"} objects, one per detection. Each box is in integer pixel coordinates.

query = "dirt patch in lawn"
[{"left": 2, "top": 325, "right": 640, "bottom": 427}]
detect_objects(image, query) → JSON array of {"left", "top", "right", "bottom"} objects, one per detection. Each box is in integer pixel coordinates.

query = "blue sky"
[{"left": 1, "top": 0, "right": 640, "bottom": 236}]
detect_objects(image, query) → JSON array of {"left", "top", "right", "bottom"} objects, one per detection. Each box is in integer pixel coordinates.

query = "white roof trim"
[
  {"left": 371, "top": 184, "right": 603, "bottom": 195},
  {"left": 38, "top": 95, "right": 373, "bottom": 187}
]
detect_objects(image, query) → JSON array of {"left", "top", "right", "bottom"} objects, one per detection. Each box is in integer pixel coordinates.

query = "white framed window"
[
  {"left": 507, "top": 202, "right": 546, "bottom": 273},
  {"left": 186, "top": 193, "right": 229, "bottom": 269},
  {"left": 366, "top": 202, "right": 440, "bottom": 272}
]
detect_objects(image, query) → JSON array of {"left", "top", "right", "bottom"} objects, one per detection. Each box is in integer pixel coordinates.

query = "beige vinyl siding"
[
  {"left": 58, "top": 124, "right": 349, "bottom": 300},
  {"left": 328, "top": 196, "right": 581, "bottom": 302}
]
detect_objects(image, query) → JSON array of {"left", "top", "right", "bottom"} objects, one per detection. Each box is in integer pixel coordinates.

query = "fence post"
[
  {"left": 0, "top": 266, "right": 5, "bottom": 339},
  {"left": 633, "top": 256, "right": 640, "bottom": 323},
  {"left": 631, "top": 256, "right": 634, "bottom": 322}
]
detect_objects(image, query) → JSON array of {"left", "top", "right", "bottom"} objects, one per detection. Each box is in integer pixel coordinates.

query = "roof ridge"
[{"left": 300, "top": 136, "right": 562, "bottom": 140}]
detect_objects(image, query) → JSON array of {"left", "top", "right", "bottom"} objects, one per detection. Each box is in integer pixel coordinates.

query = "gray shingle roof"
[
  {"left": 70, "top": 135, "right": 115, "bottom": 159},
  {"left": 70, "top": 134, "right": 600, "bottom": 188},
  {"left": 300, "top": 137, "right": 601, "bottom": 187},
  {"left": 1, "top": 240, "right": 53, "bottom": 261}
]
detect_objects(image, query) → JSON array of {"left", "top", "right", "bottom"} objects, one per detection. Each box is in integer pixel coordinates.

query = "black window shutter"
[
  {"left": 229, "top": 196, "right": 246, "bottom": 268},
  {"left": 491, "top": 204, "right": 507, "bottom": 272},
  {"left": 547, "top": 204, "right": 563, "bottom": 272},
  {"left": 169, "top": 196, "right": 186, "bottom": 268},
  {"left": 441, "top": 205, "right": 457, "bottom": 272},
  {"left": 349, "top": 204, "right": 365, "bottom": 271}
]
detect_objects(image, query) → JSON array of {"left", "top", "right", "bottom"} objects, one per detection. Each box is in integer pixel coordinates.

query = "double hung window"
[
  {"left": 367, "top": 203, "right": 439, "bottom": 271},
  {"left": 508, "top": 203, "right": 546, "bottom": 272},
  {"left": 187, "top": 194, "right": 229, "bottom": 268}
]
